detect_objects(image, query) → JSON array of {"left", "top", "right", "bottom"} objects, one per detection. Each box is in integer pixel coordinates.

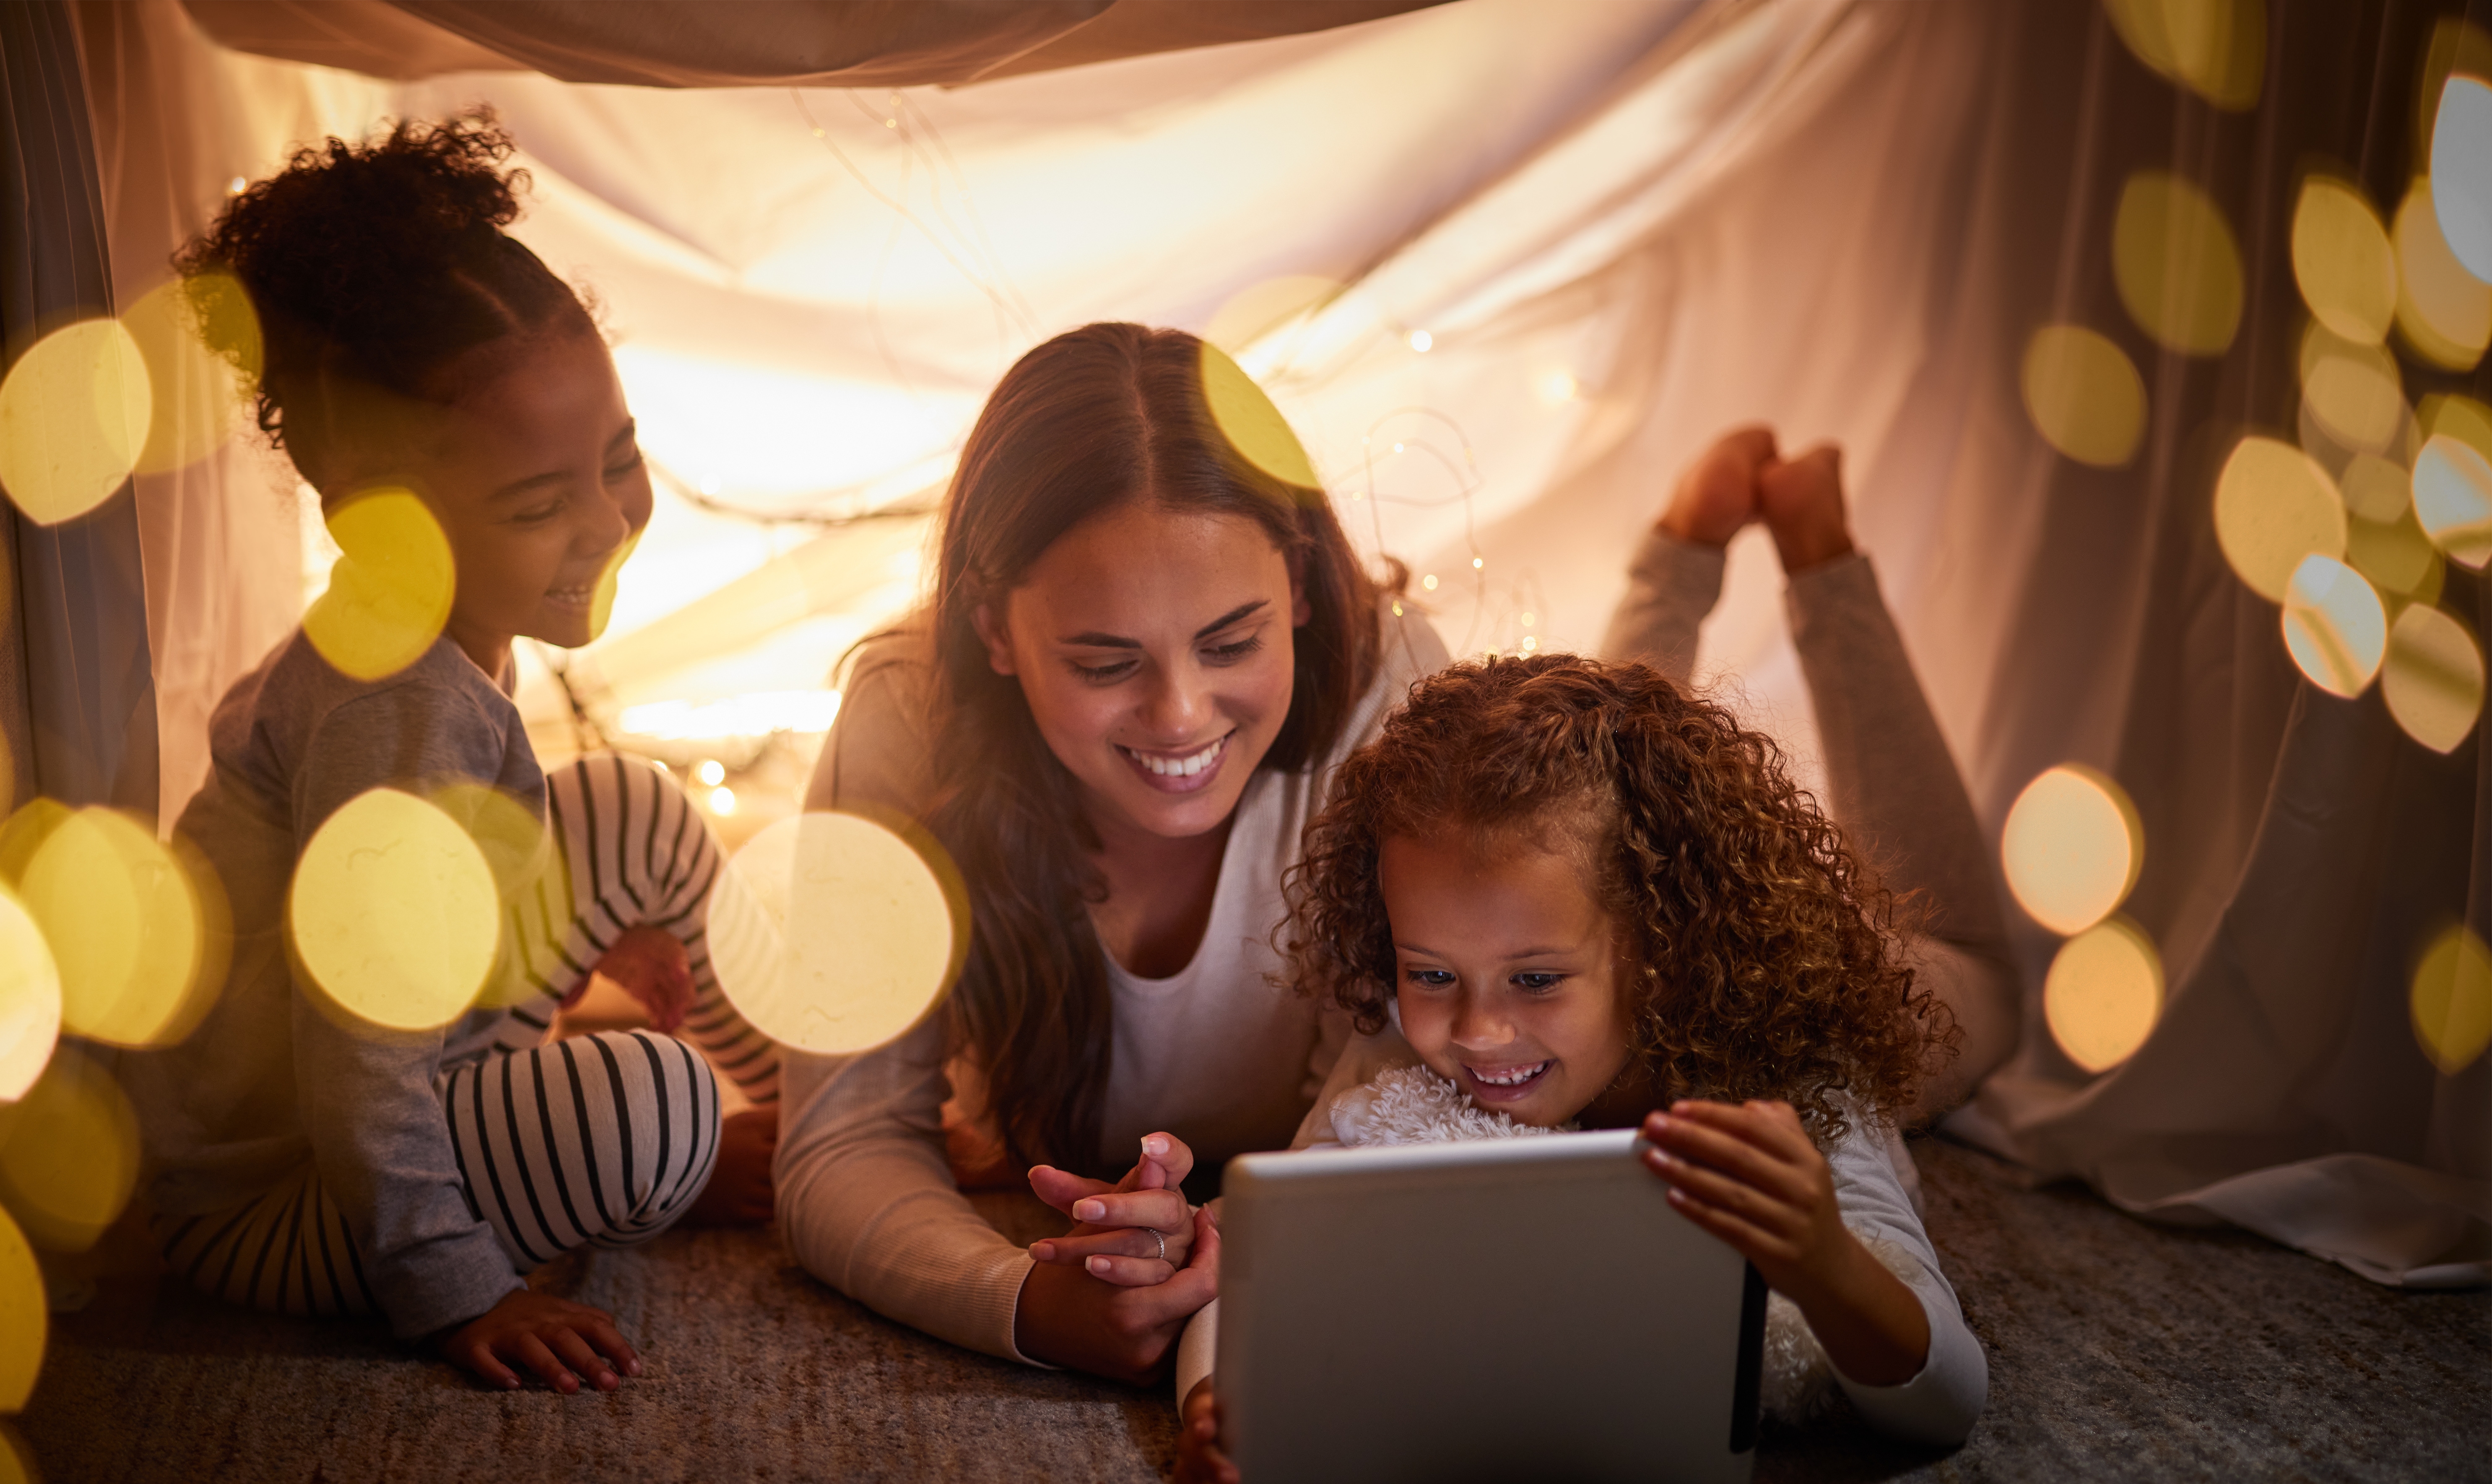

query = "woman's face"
[
  {"left": 400, "top": 331, "right": 652, "bottom": 668},
  {"left": 977, "top": 502, "right": 1310, "bottom": 844},
  {"left": 1381, "top": 829, "right": 1634, "bottom": 1129}
]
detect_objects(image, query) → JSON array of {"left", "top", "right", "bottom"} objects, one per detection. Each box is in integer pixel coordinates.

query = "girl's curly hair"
[
  {"left": 174, "top": 108, "right": 593, "bottom": 490},
  {"left": 1284, "top": 652, "right": 1954, "bottom": 1144}
]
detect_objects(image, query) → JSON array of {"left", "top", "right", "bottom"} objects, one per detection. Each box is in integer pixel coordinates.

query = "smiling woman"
[{"left": 784, "top": 323, "right": 1447, "bottom": 1383}]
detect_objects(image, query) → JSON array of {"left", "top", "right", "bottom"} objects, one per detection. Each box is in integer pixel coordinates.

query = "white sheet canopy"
[{"left": 62, "top": 0, "right": 2492, "bottom": 1289}]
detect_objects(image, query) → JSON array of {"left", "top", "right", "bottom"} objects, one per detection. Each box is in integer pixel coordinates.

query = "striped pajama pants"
[{"left": 158, "top": 755, "right": 779, "bottom": 1319}]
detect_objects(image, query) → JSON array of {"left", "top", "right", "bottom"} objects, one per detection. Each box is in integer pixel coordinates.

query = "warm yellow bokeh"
[
  {"left": 2021, "top": 324, "right": 2146, "bottom": 467},
  {"left": 2394, "top": 179, "right": 2491, "bottom": 371},
  {"left": 2113, "top": 171, "right": 2244, "bottom": 356},
  {"left": 2336, "top": 451, "right": 2411, "bottom": 524},
  {"left": 0, "top": 1424, "right": 30, "bottom": 1484},
  {"left": 2346, "top": 506, "right": 2445, "bottom": 603},
  {"left": 290, "top": 787, "right": 501, "bottom": 1033},
  {"left": 2383, "top": 602, "right": 2485, "bottom": 754},
  {"left": 302, "top": 489, "right": 457, "bottom": 682},
  {"left": 1198, "top": 342, "right": 1320, "bottom": 490},
  {"left": 2104, "top": 0, "right": 2263, "bottom": 110},
  {"left": 2279, "top": 555, "right": 2387, "bottom": 698},
  {"left": 0, "top": 318, "right": 151, "bottom": 526},
  {"left": 2212, "top": 436, "right": 2347, "bottom": 602},
  {"left": 2044, "top": 916, "right": 2165, "bottom": 1074},
  {"left": 122, "top": 272, "right": 258, "bottom": 477},
  {"left": 2298, "top": 324, "right": 2405, "bottom": 455},
  {"left": 2291, "top": 177, "right": 2398, "bottom": 344},
  {"left": 2431, "top": 76, "right": 2492, "bottom": 284},
  {"left": 0, "top": 1044, "right": 140, "bottom": 1252},
  {"left": 588, "top": 530, "right": 639, "bottom": 645},
  {"left": 1204, "top": 275, "right": 1342, "bottom": 353},
  {"left": 2410, "top": 922, "right": 2492, "bottom": 1076},
  {"left": 0, "top": 891, "right": 60, "bottom": 1106},
  {"left": 2001, "top": 764, "right": 2143, "bottom": 937},
  {"left": 0, "top": 1206, "right": 39, "bottom": 1413},
  {"left": 429, "top": 781, "right": 563, "bottom": 1011},
  {"left": 2421, "top": 392, "right": 2492, "bottom": 463},
  {"left": 709, "top": 811, "right": 960, "bottom": 1056},
  {"left": 2413, "top": 434, "right": 2492, "bottom": 569},
  {"left": 17, "top": 809, "right": 216, "bottom": 1051}
]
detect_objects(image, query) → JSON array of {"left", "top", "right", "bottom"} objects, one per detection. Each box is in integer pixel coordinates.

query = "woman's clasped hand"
[{"left": 1016, "top": 1134, "right": 1223, "bottom": 1383}]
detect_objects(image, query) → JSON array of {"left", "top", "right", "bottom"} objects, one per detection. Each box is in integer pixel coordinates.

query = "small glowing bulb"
[
  {"left": 1421, "top": 573, "right": 1438, "bottom": 591},
  {"left": 812, "top": 128, "right": 826, "bottom": 139},
  {"left": 1538, "top": 371, "right": 1578, "bottom": 403},
  {"left": 1408, "top": 330, "right": 1433, "bottom": 353},
  {"left": 226, "top": 176, "right": 247, "bottom": 195},
  {"left": 709, "top": 786, "right": 737, "bottom": 817},
  {"left": 885, "top": 118, "right": 898, "bottom": 129},
  {"left": 695, "top": 759, "right": 725, "bottom": 787},
  {"left": 1472, "top": 557, "right": 1485, "bottom": 570},
  {"left": 699, "top": 475, "right": 722, "bottom": 496},
  {"left": 1521, "top": 636, "right": 1538, "bottom": 652},
  {"left": 1391, "top": 602, "right": 1404, "bottom": 617},
  {"left": 1520, "top": 612, "right": 1535, "bottom": 626},
  {"left": 1392, "top": 442, "right": 1405, "bottom": 454}
]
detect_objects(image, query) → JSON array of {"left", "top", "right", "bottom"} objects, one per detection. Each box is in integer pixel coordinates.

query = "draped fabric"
[
  {"left": 3, "top": 0, "right": 157, "bottom": 815},
  {"left": 49, "top": 0, "right": 2492, "bottom": 1283}
]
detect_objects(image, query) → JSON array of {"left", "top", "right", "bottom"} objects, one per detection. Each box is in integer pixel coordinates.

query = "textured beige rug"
[{"left": 19, "top": 1142, "right": 2488, "bottom": 1482}]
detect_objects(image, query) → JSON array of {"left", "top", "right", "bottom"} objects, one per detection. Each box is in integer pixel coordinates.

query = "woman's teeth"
[
  {"left": 1121, "top": 736, "right": 1226, "bottom": 777},
  {"left": 1471, "top": 1061, "right": 1551, "bottom": 1087},
  {"left": 546, "top": 584, "right": 594, "bottom": 607}
]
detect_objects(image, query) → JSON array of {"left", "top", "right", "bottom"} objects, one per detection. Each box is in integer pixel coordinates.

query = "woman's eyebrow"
[{"left": 1059, "top": 599, "right": 1269, "bottom": 648}]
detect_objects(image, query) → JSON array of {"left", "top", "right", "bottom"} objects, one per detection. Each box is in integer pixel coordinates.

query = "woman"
[{"left": 779, "top": 324, "right": 1447, "bottom": 1380}]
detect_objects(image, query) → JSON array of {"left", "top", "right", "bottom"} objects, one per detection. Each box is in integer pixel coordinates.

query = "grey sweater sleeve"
[
  {"left": 1824, "top": 1130, "right": 1988, "bottom": 1444},
  {"left": 289, "top": 682, "right": 526, "bottom": 1339},
  {"left": 1598, "top": 527, "right": 1725, "bottom": 686}
]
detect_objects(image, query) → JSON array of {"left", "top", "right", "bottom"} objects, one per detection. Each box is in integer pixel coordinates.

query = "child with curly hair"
[
  {"left": 1154, "top": 441, "right": 1993, "bottom": 1479},
  {"left": 124, "top": 112, "right": 777, "bottom": 1393}
]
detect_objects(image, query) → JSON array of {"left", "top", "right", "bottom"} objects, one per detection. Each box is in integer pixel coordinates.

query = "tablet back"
[{"left": 1217, "top": 1129, "right": 1762, "bottom": 1484}]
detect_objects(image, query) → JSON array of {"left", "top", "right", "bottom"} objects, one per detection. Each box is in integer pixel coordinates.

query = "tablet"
[{"left": 1216, "top": 1129, "right": 1764, "bottom": 1484}]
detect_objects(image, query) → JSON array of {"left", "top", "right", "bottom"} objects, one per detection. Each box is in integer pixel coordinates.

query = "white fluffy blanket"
[{"left": 1324, "top": 1062, "right": 1915, "bottom": 1420}]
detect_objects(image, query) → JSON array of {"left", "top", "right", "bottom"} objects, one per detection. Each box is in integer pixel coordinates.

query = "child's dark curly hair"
[
  {"left": 174, "top": 108, "right": 592, "bottom": 490},
  {"left": 1284, "top": 652, "right": 1954, "bottom": 1144}
]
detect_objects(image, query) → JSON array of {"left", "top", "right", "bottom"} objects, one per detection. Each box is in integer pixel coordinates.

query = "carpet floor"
[{"left": 18, "top": 1138, "right": 2487, "bottom": 1483}]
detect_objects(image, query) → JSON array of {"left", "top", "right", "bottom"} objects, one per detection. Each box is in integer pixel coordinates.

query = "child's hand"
[
  {"left": 1755, "top": 443, "right": 1855, "bottom": 572},
  {"left": 1658, "top": 426, "right": 1777, "bottom": 547},
  {"left": 1175, "top": 1375, "right": 1238, "bottom": 1484},
  {"left": 436, "top": 1288, "right": 641, "bottom": 1393},
  {"left": 1642, "top": 1100, "right": 1929, "bottom": 1385},
  {"left": 1027, "top": 1131, "right": 1198, "bottom": 1284},
  {"left": 584, "top": 926, "right": 694, "bottom": 1033}
]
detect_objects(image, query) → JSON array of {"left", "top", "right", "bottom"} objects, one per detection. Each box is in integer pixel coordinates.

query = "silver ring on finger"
[{"left": 1144, "top": 1227, "right": 1167, "bottom": 1262}]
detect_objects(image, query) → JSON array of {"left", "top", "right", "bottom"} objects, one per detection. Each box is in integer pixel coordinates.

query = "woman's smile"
[{"left": 1116, "top": 733, "right": 1233, "bottom": 792}]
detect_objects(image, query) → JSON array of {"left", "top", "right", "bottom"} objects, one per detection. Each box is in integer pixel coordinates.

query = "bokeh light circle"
[
  {"left": 2412, "top": 434, "right": 2492, "bottom": 569},
  {"left": 0, "top": 1044, "right": 141, "bottom": 1252},
  {"left": 19, "top": 808, "right": 212, "bottom": 1050},
  {"left": 2430, "top": 77, "right": 2492, "bottom": 284},
  {"left": 123, "top": 272, "right": 258, "bottom": 477},
  {"left": 2410, "top": 923, "right": 2492, "bottom": 1076},
  {"left": 2280, "top": 555, "right": 2388, "bottom": 698},
  {"left": 1197, "top": 342, "right": 1319, "bottom": 490},
  {"left": 2213, "top": 436, "right": 2347, "bottom": 602},
  {"left": 2001, "top": 764, "right": 2144, "bottom": 936},
  {"left": 428, "top": 781, "right": 563, "bottom": 1011},
  {"left": 2395, "top": 179, "right": 2491, "bottom": 371},
  {"left": 0, "top": 1206, "right": 40, "bottom": 1413},
  {"left": 290, "top": 788, "right": 500, "bottom": 1033},
  {"left": 2337, "top": 452, "right": 2411, "bottom": 524},
  {"left": 0, "top": 318, "right": 151, "bottom": 526},
  {"left": 2021, "top": 324, "right": 2146, "bottom": 467},
  {"left": 1204, "top": 275, "right": 1342, "bottom": 354},
  {"left": 2045, "top": 917, "right": 2165, "bottom": 1074},
  {"left": 2113, "top": 171, "right": 2245, "bottom": 356},
  {"left": 2299, "top": 326, "right": 2405, "bottom": 454},
  {"left": 301, "top": 489, "right": 457, "bottom": 681},
  {"left": 2383, "top": 603, "right": 2485, "bottom": 754},
  {"left": 2104, "top": 0, "right": 2263, "bottom": 111},
  {"left": 0, "top": 890, "right": 60, "bottom": 1105},
  {"left": 708, "top": 811, "right": 960, "bottom": 1056},
  {"left": 2292, "top": 176, "right": 2398, "bottom": 344},
  {"left": 2346, "top": 503, "right": 2445, "bottom": 602}
]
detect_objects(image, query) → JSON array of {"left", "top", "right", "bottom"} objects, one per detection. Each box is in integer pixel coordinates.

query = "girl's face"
[
  {"left": 1381, "top": 829, "right": 1634, "bottom": 1128},
  {"left": 412, "top": 331, "right": 651, "bottom": 669},
  {"left": 976, "top": 502, "right": 1309, "bottom": 844}
]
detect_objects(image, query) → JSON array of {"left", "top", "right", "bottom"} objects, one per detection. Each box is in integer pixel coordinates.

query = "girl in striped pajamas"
[{"left": 123, "top": 113, "right": 777, "bottom": 1393}]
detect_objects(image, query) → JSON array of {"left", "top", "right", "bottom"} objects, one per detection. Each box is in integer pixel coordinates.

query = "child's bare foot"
[
  {"left": 1756, "top": 444, "right": 1856, "bottom": 572},
  {"left": 685, "top": 1107, "right": 777, "bottom": 1226},
  {"left": 1658, "top": 426, "right": 1778, "bottom": 547}
]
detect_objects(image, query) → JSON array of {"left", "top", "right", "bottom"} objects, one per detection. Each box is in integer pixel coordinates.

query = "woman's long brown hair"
[{"left": 928, "top": 323, "right": 1385, "bottom": 1175}]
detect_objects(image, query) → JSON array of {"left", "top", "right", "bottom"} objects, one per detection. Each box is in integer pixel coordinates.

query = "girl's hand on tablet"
[
  {"left": 1015, "top": 1201, "right": 1222, "bottom": 1384},
  {"left": 1641, "top": 1100, "right": 1929, "bottom": 1385},
  {"left": 1027, "top": 1131, "right": 1198, "bottom": 1284},
  {"left": 584, "top": 926, "right": 695, "bottom": 1033},
  {"left": 436, "top": 1288, "right": 642, "bottom": 1393},
  {"left": 1175, "top": 1375, "right": 1239, "bottom": 1484}
]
